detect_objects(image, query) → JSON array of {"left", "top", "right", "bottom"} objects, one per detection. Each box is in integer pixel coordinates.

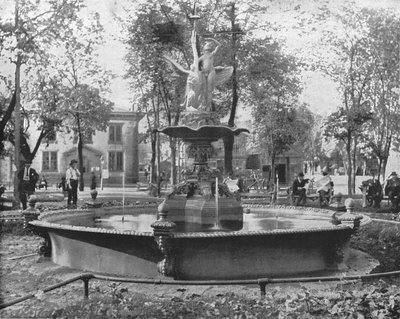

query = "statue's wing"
[
  {"left": 163, "top": 55, "right": 189, "bottom": 78},
  {"left": 214, "top": 66, "right": 233, "bottom": 86}
]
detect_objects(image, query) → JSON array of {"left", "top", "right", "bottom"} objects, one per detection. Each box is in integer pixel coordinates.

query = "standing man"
[
  {"left": 17, "top": 160, "right": 39, "bottom": 210},
  {"left": 66, "top": 159, "right": 81, "bottom": 208},
  {"left": 292, "top": 172, "right": 310, "bottom": 206}
]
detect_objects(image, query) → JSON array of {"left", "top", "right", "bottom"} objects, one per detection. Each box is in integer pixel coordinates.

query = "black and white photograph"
[{"left": 1, "top": 0, "right": 400, "bottom": 317}]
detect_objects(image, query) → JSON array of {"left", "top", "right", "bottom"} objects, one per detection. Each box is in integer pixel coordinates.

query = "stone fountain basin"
[{"left": 29, "top": 205, "right": 370, "bottom": 280}]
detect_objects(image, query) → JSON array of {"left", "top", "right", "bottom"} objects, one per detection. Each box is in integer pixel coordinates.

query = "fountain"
[{"left": 29, "top": 18, "right": 371, "bottom": 281}]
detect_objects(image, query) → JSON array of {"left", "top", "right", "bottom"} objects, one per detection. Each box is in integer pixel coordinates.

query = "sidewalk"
[{"left": 3, "top": 175, "right": 375, "bottom": 199}]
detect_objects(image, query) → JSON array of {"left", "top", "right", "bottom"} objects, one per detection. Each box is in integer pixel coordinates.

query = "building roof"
[
  {"left": 110, "top": 106, "right": 145, "bottom": 121},
  {"left": 63, "top": 145, "right": 103, "bottom": 156},
  {"left": 112, "top": 106, "right": 130, "bottom": 113}
]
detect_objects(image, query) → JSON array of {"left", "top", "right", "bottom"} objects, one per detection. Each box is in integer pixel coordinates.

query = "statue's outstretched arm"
[{"left": 209, "top": 38, "right": 221, "bottom": 55}]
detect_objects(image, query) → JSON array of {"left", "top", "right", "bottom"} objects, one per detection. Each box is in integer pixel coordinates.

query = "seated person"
[
  {"left": 38, "top": 176, "right": 48, "bottom": 190},
  {"left": 384, "top": 172, "right": 400, "bottom": 210},
  {"left": 292, "top": 172, "right": 310, "bottom": 206},
  {"left": 237, "top": 175, "right": 246, "bottom": 193},
  {"left": 315, "top": 171, "right": 334, "bottom": 205}
]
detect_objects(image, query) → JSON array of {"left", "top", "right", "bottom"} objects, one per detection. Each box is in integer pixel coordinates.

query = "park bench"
[
  {"left": 136, "top": 182, "right": 150, "bottom": 191},
  {"left": 0, "top": 196, "right": 15, "bottom": 211},
  {"left": 288, "top": 183, "right": 332, "bottom": 207},
  {"left": 0, "top": 185, "right": 16, "bottom": 211}
]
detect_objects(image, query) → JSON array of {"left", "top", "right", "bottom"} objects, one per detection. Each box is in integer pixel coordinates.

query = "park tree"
[
  {"left": 302, "top": 114, "right": 329, "bottom": 175},
  {"left": 124, "top": 1, "right": 187, "bottom": 190},
  {"left": 49, "top": 15, "right": 114, "bottom": 190},
  {"left": 319, "top": 7, "right": 374, "bottom": 194},
  {"left": 361, "top": 9, "right": 400, "bottom": 181},
  {"left": 0, "top": 0, "right": 82, "bottom": 203},
  {"left": 243, "top": 37, "right": 308, "bottom": 183}
]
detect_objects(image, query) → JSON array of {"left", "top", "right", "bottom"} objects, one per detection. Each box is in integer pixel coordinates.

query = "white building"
[{"left": 0, "top": 107, "right": 144, "bottom": 187}]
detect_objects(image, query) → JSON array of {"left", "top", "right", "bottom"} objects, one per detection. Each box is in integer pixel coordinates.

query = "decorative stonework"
[
  {"left": 181, "top": 111, "right": 221, "bottom": 128},
  {"left": 187, "top": 143, "right": 213, "bottom": 163},
  {"left": 151, "top": 201, "right": 177, "bottom": 277}
]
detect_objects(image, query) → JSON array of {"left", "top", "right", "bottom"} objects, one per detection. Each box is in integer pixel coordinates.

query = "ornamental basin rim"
[{"left": 155, "top": 125, "right": 250, "bottom": 142}]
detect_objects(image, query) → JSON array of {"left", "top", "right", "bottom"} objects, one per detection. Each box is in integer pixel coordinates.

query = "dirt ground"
[
  {"left": 0, "top": 233, "right": 265, "bottom": 318},
  {"left": 0, "top": 228, "right": 384, "bottom": 319},
  {"left": 1, "top": 196, "right": 399, "bottom": 318}
]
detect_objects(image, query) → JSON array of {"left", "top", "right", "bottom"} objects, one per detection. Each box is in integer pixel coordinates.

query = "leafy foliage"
[
  {"left": 0, "top": 0, "right": 84, "bottom": 158},
  {"left": 319, "top": 5, "right": 377, "bottom": 193},
  {"left": 241, "top": 37, "right": 310, "bottom": 180},
  {"left": 361, "top": 9, "right": 400, "bottom": 180},
  {"left": 4, "top": 280, "right": 400, "bottom": 318}
]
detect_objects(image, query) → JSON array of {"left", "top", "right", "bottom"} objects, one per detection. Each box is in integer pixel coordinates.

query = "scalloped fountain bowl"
[{"left": 29, "top": 204, "right": 370, "bottom": 280}]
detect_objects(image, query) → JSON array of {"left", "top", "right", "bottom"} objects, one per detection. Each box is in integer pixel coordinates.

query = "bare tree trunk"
[
  {"left": 271, "top": 151, "right": 276, "bottom": 185},
  {"left": 150, "top": 131, "right": 156, "bottom": 183},
  {"left": 377, "top": 157, "right": 383, "bottom": 182},
  {"left": 223, "top": 135, "right": 234, "bottom": 175},
  {"left": 13, "top": 54, "right": 22, "bottom": 205},
  {"left": 177, "top": 140, "right": 181, "bottom": 183},
  {"left": 351, "top": 137, "right": 357, "bottom": 194},
  {"left": 157, "top": 131, "right": 161, "bottom": 197},
  {"left": 76, "top": 113, "right": 84, "bottom": 191},
  {"left": 382, "top": 157, "right": 388, "bottom": 183},
  {"left": 346, "top": 133, "right": 352, "bottom": 195},
  {"left": 170, "top": 136, "right": 176, "bottom": 185},
  {"left": 224, "top": 3, "right": 239, "bottom": 175}
]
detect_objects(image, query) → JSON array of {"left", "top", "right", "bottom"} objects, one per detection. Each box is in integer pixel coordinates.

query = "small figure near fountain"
[
  {"left": 17, "top": 160, "right": 39, "bottom": 210},
  {"left": 384, "top": 172, "right": 400, "bottom": 212},
  {"left": 65, "top": 159, "right": 80, "bottom": 209},
  {"left": 315, "top": 171, "right": 334, "bottom": 207},
  {"left": 291, "top": 172, "right": 310, "bottom": 206},
  {"left": 360, "top": 176, "right": 382, "bottom": 208}
]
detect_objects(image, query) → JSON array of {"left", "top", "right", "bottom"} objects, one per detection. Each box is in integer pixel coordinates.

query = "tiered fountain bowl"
[{"left": 30, "top": 125, "right": 371, "bottom": 280}]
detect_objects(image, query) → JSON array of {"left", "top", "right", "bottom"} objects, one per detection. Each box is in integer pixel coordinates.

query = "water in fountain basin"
[{"left": 56, "top": 207, "right": 337, "bottom": 233}]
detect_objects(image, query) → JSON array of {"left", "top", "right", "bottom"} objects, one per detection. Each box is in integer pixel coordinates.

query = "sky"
[{"left": 1, "top": 0, "right": 400, "bottom": 116}]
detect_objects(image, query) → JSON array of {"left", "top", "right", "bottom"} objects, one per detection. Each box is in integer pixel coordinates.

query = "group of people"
[
  {"left": 17, "top": 159, "right": 80, "bottom": 210},
  {"left": 359, "top": 171, "right": 400, "bottom": 210},
  {"left": 292, "top": 171, "right": 334, "bottom": 206}
]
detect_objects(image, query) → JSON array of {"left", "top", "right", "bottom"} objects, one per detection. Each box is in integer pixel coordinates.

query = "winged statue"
[{"left": 164, "top": 28, "right": 233, "bottom": 112}]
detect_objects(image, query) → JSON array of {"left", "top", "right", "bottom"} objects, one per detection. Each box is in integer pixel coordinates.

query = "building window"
[
  {"left": 42, "top": 151, "right": 58, "bottom": 171},
  {"left": 109, "top": 151, "right": 124, "bottom": 171},
  {"left": 109, "top": 124, "right": 122, "bottom": 143}
]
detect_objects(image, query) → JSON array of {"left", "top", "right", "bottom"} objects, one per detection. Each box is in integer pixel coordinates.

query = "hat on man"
[
  {"left": 389, "top": 172, "right": 397, "bottom": 177},
  {"left": 298, "top": 172, "right": 304, "bottom": 177},
  {"left": 70, "top": 159, "right": 78, "bottom": 165}
]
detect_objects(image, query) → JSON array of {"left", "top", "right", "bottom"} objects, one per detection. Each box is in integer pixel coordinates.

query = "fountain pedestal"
[{"left": 156, "top": 125, "right": 248, "bottom": 232}]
